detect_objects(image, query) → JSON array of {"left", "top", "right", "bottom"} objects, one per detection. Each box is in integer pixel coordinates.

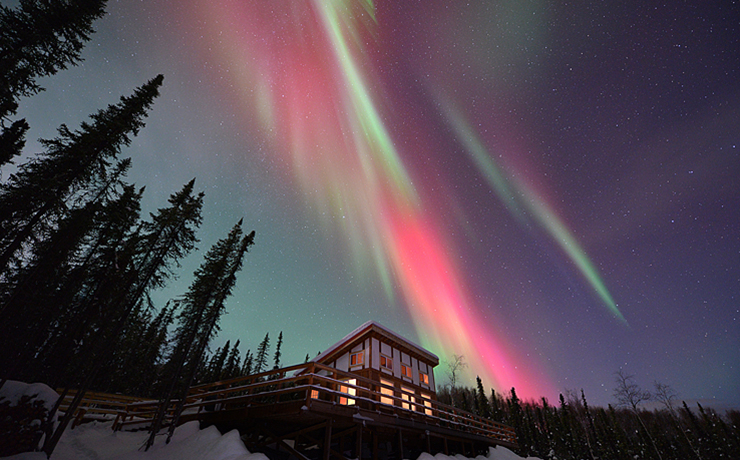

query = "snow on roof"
[{"left": 311, "top": 320, "right": 439, "bottom": 365}]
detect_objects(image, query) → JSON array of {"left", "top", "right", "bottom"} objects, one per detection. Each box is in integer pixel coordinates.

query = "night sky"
[{"left": 10, "top": 0, "right": 740, "bottom": 408}]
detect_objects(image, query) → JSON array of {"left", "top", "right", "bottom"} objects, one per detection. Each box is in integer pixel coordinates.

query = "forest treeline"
[
  {"left": 0, "top": 0, "right": 255, "bottom": 455},
  {"left": 437, "top": 376, "right": 740, "bottom": 460}
]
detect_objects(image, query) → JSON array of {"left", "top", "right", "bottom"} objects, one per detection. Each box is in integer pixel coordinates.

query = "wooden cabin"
[
  {"left": 307, "top": 321, "right": 438, "bottom": 413},
  {"left": 114, "top": 321, "right": 518, "bottom": 459}
]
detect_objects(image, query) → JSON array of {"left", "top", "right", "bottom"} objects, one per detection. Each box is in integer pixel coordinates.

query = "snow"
[
  {"left": 418, "top": 448, "right": 543, "bottom": 460},
  {"left": 0, "top": 381, "right": 60, "bottom": 412},
  {"left": 3, "top": 421, "right": 269, "bottom": 460},
  {"left": 2, "top": 420, "right": 541, "bottom": 460}
]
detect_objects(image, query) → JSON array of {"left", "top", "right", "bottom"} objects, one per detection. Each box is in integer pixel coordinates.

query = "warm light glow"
[
  {"left": 380, "top": 378, "right": 394, "bottom": 405},
  {"left": 340, "top": 378, "right": 357, "bottom": 405},
  {"left": 421, "top": 392, "right": 432, "bottom": 415},
  {"left": 350, "top": 351, "right": 364, "bottom": 366},
  {"left": 401, "top": 385, "right": 413, "bottom": 410}
]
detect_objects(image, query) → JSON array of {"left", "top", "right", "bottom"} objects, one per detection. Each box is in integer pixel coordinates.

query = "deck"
[{"left": 111, "top": 362, "right": 516, "bottom": 460}]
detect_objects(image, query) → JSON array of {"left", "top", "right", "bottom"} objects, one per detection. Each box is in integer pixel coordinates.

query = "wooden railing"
[
  {"left": 56, "top": 389, "right": 148, "bottom": 428},
  {"left": 112, "top": 363, "right": 516, "bottom": 446}
]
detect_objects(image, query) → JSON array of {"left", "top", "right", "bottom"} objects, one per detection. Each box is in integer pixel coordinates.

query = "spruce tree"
[
  {"left": 0, "top": 0, "right": 107, "bottom": 118},
  {"left": 242, "top": 350, "right": 254, "bottom": 376},
  {"left": 223, "top": 339, "right": 241, "bottom": 379},
  {"left": 40, "top": 177, "right": 202, "bottom": 456},
  {"left": 507, "top": 388, "right": 528, "bottom": 453},
  {"left": 210, "top": 340, "right": 230, "bottom": 382},
  {"left": 200, "top": 345, "right": 222, "bottom": 383},
  {"left": 475, "top": 376, "right": 490, "bottom": 419},
  {"left": 98, "top": 299, "right": 176, "bottom": 395},
  {"left": 0, "top": 118, "right": 28, "bottom": 167},
  {"left": 0, "top": 170, "right": 142, "bottom": 381},
  {"left": 254, "top": 333, "right": 270, "bottom": 375},
  {"left": 0, "top": 74, "right": 164, "bottom": 273},
  {"left": 145, "top": 221, "right": 255, "bottom": 449},
  {"left": 0, "top": 0, "right": 107, "bottom": 168},
  {"left": 273, "top": 331, "right": 283, "bottom": 369},
  {"left": 490, "top": 388, "right": 504, "bottom": 423},
  {"left": 39, "top": 179, "right": 145, "bottom": 456}
]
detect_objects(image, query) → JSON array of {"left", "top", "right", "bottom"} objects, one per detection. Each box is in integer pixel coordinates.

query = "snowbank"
[
  {"left": 3, "top": 421, "right": 269, "bottom": 460},
  {"left": 3, "top": 418, "right": 540, "bottom": 460},
  {"left": 418, "top": 447, "right": 542, "bottom": 460},
  {"left": 0, "top": 381, "right": 59, "bottom": 411}
]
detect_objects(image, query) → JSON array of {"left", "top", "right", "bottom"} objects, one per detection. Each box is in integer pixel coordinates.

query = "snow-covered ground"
[
  {"left": 0, "top": 381, "right": 59, "bottom": 412},
  {"left": 3, "top": 421, "right": 540, "bottom": 460},
  {"left": 1, "top": 381, "right": 541, "bottom": 460}
]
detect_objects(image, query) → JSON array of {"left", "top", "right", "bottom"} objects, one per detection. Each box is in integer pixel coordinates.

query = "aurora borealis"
[{"left": 12, "top": 0, "right": 740, "bottom": 408}]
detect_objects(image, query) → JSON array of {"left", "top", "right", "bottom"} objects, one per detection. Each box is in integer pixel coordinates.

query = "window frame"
[
  {"left": 339, "top": 378, "right": 357, "bottom": 406},
  {"left": 350, "top": 350, "right": 364, "bottom": 367},
  {"left": 401, "top": 364, "right": 412, "bottom": 379},
  {"left": 380, "top": 354, "right": 393, "bottom": 371}
]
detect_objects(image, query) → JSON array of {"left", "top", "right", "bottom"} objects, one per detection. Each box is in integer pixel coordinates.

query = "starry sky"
[{"left": 10, "top": 0, "right": 740, "bottom": 408}]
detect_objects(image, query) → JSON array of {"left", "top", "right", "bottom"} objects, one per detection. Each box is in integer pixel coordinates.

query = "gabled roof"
[{"left": 312, "top": 320, "right": 439, "bottom": 366}]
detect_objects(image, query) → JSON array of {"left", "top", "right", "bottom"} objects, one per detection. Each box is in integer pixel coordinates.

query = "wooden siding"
[{"left": 314, "top": 322, "right": 438, "bottom": 398}]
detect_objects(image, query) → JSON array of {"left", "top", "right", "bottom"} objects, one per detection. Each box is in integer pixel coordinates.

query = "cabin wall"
[
  {"left": 371, "top": 338, "right": 380, "bottom": 372},
  {"left": 328, "top": 336, "right": 435, "bottom": 394},
  {"left": 335, "top": 353, "right": 349, "bottom": 372},
  {"left": 320, "top": 329, "right": 437, "bottom": 407},
  {"left": 332, "top": 339, "right": 372, "bottom": 373}
]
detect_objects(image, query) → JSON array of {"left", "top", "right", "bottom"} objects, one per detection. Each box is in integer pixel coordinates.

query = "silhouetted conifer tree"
[
  {"left": 0, "top": 0, "right": 106, "bottom": 167},
  {"left": 0, "top": 119, "right": 28, "bottom": 167},
  {"left": 507, "top": 388, "right": 524, "bottom": 436},
  {"left": 223, "top": 339, "right": 241, "bottom": 380},
  {"left": 254, "top": 333, "right": 270, "bottom": 374},
  {"left": 0, "top": 74, "right": 163, "bottom": 273},
  {"left": 211, "top": 340, "right": 230, "bottom": 381},
  {"left": 0, "top": 168, "right": 141, "bottom": 381},
  {"left": 475, "top": 376, "right": 490, "bottom": 419},
  {"left": 123, "top": 300, "right": 176, "bottom": 396},
  {"left": 0, "top": 0, "right": 106, "bottom": 118},
  {"left": 273, "top": 331, "right": 283, "bottom": 370},
  {"left": 490, "top": 389, "right": 504, "bottom": 423},
  {"left": 145, "top": 221, "right": 254, "bottom": 449},
  {"left": 34, "top": 181, "right": 143, "bottom": 384},
  {"left": 242, "top": 350, "right": 253, "bottom": 376}
]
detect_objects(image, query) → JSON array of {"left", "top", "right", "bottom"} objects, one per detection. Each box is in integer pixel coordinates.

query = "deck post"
[
  {"left": 355, "top": 423, "right": 363, "bottom": 460},
  {"left": 398, "top": 429, "right": 404, "bottom": 460},
  {"left": 323, "top": 418, "right": 333, "bottom": 460},
  {"left": 372, "top": 430, "right": 378, "bottom": 460}
]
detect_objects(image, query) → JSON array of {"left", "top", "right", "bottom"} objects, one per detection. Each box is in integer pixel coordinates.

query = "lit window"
[
  {"left": 419, "top": 372, "right": 429, "bottom": 385},
  {"left": 350, "top": 351, "right": 364, "bottom": 366},
  {"left": 401, "top": 386, "right": 413, "bottom": 410},
  {"left": 380, "top": 379, "right": 394, "bottom": 405},
  {"left": 401, "top": 364, "right": 412, "bottom": 378},
  {"left": 421, "top": 392, "right": 432, "bottom": 415},
  {"left": 340, "top": 378, "right": 357, "bottom": 405},
  {"left": 380, "top": 354, "right": 393, "bottom": 371}
]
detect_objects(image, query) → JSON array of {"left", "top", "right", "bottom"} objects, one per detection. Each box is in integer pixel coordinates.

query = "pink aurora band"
[{"left": 182, "top": 0, "right": 630, "bottom": 399}]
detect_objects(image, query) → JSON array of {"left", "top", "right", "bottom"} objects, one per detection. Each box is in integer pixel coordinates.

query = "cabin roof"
[{"left": 311, "top": 321, "right": 439, "bottom": 366}]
